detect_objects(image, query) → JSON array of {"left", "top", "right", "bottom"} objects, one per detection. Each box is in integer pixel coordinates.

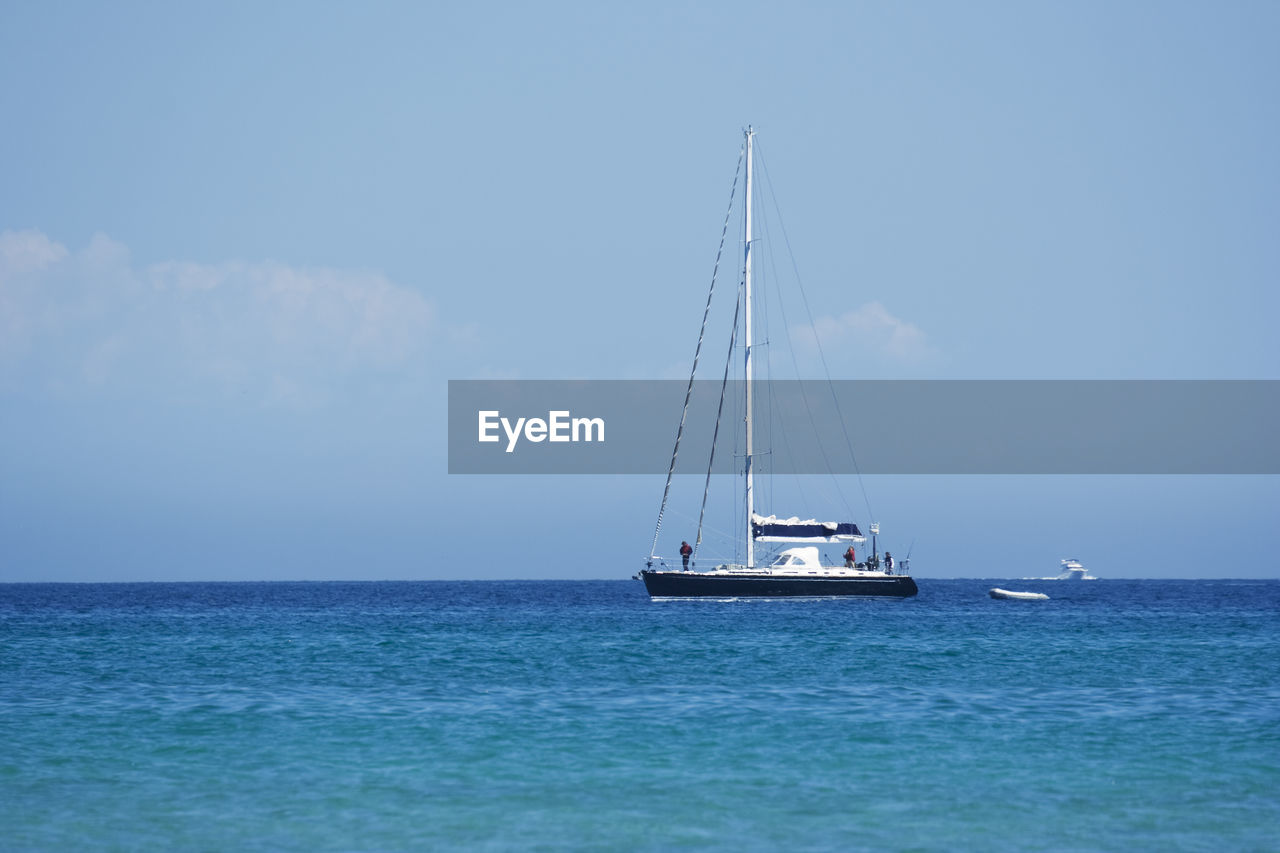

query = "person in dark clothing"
[
  {"left": 884, "top": 551, "right": 894, "bottom": 574},
  {"left": 680, "top": 541, "right": 693, "bottom": 570},
  {"left": 844, "top": 545, "right": 857, "bottom": 568}
]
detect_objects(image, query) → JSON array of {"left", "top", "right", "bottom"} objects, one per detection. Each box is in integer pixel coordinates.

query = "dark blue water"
[{"left": 2, "top": 579, "right": 1276, "bottom": 850}]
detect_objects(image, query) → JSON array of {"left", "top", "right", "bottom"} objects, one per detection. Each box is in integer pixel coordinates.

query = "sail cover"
[{"left": 751, "top": 513, "right": 865, "bottom": 543}]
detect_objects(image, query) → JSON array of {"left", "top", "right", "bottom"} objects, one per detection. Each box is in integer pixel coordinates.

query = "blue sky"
[{"left": 2, "top": 1, "right": 1276, "bottom": 580}]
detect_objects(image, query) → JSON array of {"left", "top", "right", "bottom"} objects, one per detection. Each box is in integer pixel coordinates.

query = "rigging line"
[
  {"left": 754, "top": 148, "right": 856, "bottom": 523},
  {"left": 756, "top": 186, "right": 819, "bottom": 518},
  {"left": 694, "top": 281, "right": 743, "bottom": 561},
  {"left": 754, "top": 173, "right": 778, "bottom": 513},
  {"left": 649, "top": 146, "right": 745, "bottom": 562},
  {"left": 758, "top": 223, "right": 813, "bottom": 517},
  {"left": 756, "top": 142, "right": 876, "bottom": 524},
  {"left": 660, "top": 506, "right": 738, "bottom": 546}
]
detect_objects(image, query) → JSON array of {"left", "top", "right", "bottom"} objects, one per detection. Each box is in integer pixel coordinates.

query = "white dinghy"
[{"left": 989, "top": 588, "right": 1049, "bottom": 601}]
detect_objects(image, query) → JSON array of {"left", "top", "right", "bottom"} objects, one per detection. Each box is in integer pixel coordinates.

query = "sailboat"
[{"left": 639, "top": 128, "right": 918, "bottom": 599}]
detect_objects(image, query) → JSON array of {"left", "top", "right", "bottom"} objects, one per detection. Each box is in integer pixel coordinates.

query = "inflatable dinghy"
[{"left": 989, "top": 587, "right": 1049, "bottom": 601}]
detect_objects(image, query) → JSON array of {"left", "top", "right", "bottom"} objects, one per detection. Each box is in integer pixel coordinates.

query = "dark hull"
[{"left": 640, "top": 570, "right": 917, "bottom": 598}]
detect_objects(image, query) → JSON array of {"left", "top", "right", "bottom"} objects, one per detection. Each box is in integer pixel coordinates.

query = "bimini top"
[{"left": 751, "top": 513, "right": 865, "bottom": 543}]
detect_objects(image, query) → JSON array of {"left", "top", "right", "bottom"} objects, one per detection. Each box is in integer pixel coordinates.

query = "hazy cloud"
[
  {"left": 0, "top": 229, "right": 68, "bottom": 274},
  {"left": 0, "top": 230, "right": 435, "bottom": 405},
  {"left": 805, "top": 301, "right": 934, "bottom": 363}
]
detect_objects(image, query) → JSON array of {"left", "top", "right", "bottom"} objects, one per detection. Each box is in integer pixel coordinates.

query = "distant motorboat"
[
  {"left": 990, "top": 588, "right": 1049, "bottom": 601},
  {"left": 1053, "top": 559, "right": 1095, "bottom": 581},
  {"left": 1023, "top": 559, "right": 1097, "bottom": 581}
]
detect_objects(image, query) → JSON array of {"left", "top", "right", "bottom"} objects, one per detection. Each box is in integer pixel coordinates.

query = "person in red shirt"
[
  {"left": 680, "top": 541, "right": 693, "bottom": 570},
  {"left": 844, "top": 545, "right": 857, "bottom": 568}
]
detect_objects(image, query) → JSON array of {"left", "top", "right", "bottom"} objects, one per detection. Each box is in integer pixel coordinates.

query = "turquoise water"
[{"left": 2, "top": 579, "right": 1276, "bottom": 850}]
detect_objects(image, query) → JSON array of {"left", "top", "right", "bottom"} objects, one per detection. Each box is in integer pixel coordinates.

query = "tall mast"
[{"left": 743, "top": 126, "right": 755, "bottom": 568}]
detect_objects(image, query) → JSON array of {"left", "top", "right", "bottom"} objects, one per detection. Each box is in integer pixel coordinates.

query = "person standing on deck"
[
  {"left": 844, "top": 545, "right": 857, "bottom": 568},
  {"left": 884, "top": 551, "right": 894, "bottom": 574},
  {"left": 680, "top": 541, "right": 693, "bottom": 570}
]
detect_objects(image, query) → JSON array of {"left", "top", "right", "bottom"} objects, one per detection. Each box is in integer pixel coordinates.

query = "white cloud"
[
  {"left": 805, "top": 300, "right": 934, "bottom": 363},
  {"left": 0, "top": 229, "right": 68, "bottom": 274},
  {"left": 0, "top": 230, "right": 69, "bottom": 365},
  {"left": 0, "top": 229, "right": 435, "bottom": 405}
]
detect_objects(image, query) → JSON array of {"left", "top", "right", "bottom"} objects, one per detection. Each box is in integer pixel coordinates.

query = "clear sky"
[{"left": 2, "top": 1, "right": 1276, "bottom": 581}]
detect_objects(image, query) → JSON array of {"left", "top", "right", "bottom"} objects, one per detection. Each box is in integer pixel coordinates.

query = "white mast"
[{"left": 743, "top": 126, "right": 755, "bottom": 568}]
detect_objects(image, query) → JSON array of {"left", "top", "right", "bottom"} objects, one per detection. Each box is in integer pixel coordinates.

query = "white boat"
[
  {"left": 638, "top": 128, "right": 916, "bottom": 599},
  {"left": 1023, "top": 559, "right": 1097, "bottom": 581},
  {"left": 990, "top": 588, "right": 1049, "bottom": 601},
  {"left": 1054, "top": 558, "right": 1095, "bottom": 578},
  {"left": 1053, "top": 559, "right": 1095, "bottom": 580}
]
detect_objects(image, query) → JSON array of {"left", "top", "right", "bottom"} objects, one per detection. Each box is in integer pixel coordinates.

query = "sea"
[{"left": 1, "top": 579, "right": 1276, "bottom": 851}]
